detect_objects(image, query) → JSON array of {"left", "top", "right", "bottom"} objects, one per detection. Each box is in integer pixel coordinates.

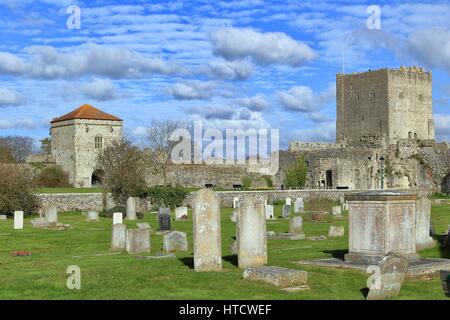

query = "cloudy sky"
[{"left": 0, "top": 0, "right": 449, "bottom": 148}]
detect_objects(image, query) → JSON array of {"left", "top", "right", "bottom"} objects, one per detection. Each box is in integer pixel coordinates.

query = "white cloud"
[
  {"left": 0, "top": 87, "right": 24, "bottom": 106},
  {"left": 277, "top": 85, "right": 334, "bottom": 113},
  {"left": 209, "top": 27, "right": 317, "bottom": 67},
  {"left": 236, "top": 94, "right": 270, "bottom": 111},
  {"left": 0, "top": 52, "right": 27, "bottom": 75},
  {"left": 434, "top": 113, "right": 450, "bottom": 141},
  {"left": 168, "top": 80, "right": 216, "bottom": 100},
  {"left": 290, "top": 121, "right": 336, "bottom": 142},
  {"left": 79, "top": 79, "right": 121, "bottom": 101},
  {"left": 202, "top": 59, "right": 253, "bottom": 80},
  {"left": 0, "top": 117, "right": 47, "bottom": 129},
  {"left": 188, "top": 105, "right": 236, "bottom": 120}
]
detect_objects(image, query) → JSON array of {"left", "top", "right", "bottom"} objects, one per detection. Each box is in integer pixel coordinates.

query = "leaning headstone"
[
  {"left": 285, "top": 198, "right": 291, "bottom": 206},
  {"left": 243, "top": 266, "right": 308, "bottom": 288},
  {"left": 332, "top": 206, "right": 342, "bottom": 216},
  {"left": 289, "top": 216, "right": 304, "bottom": 235},
  {"left": 113, "top": 212, "right": 123, "bottom": 225},
  {"left": 14, "top": 211, "right": 24, "bottom": 230},
  {"left": 111, "top": 223, "right": 127, "bottom": 250},
  {"left": 328, "top": 226, "right": 345, "bottom": 237},
  {"left": 0, "top": 215, "right": 6, "bottom": 221},
  {"left": 86, "top": 211, "right": 99, "bottom": 222},
  {"left": 237, "top": 197, "right": 267, "bottom": 269},
  {"left": 367, "top": 253, "right": 409, "bottom": 300},
  {"left": 158, "top": 212, "right": 171, "bottom": 231},
  {"left": 163, "top": 231, "right": 188, "bottom": 252},
  {"left": 126, "top": 197, "right": 137, "bottom": 220},
  {"left": 265, "top": 205, "right": 274, "bottom": 220},
  {"left": 193, "top": 189, "right": 222, "bottom": 272},
  {"left": 282, "top": 204, "right": 291, "bottom": 218},
  {"left": 233, "top": 197, "right": 239, "bottom": 209},
  {"left": 126, "top": 228, "right": 151, "bottom": 254},
  {"left": 175, "top": 207, "right": 188, "bottom": 220},
  {"left": 45, "top": 206, "right": 58, "bottom": 223},
  {"left": 294, "top": 198, "right": 304, "bottom": 213}
]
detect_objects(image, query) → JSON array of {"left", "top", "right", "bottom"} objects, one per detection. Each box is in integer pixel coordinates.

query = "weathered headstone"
[
  {"left": 113, "top": 212, "right": 123, "bottom": 225},
  {"left": 86, "top": 211, "right": 99, "bottom": 221},
  {"left": 230, "top": 210, "right": 237, "bottom": 223},
  {"left": 332, "top": 206, "right": 342, "bottom": 216},
  {"left": 230, "top": 240, "right": 238, "bottom": 254},
  {"left": 137, "top": 222, "right": 151, "bottom": 230},
  {"left": 237, "top": 197, "right": 267, "bottom": 269},
  {"left": 328, "top": 226, "right": 345, "bottom": 237},
  {"left": 14, "top": 211, "right": 23, "bottom": 230},
  {"left": 366, "top": 253, "right": 409, "bottom": 300},
  {"left": 243, "top": 266, "right": 308, "bottom": 288},
  {"left": 294, "top": 198, "right": 304, "bottom": 213},
  {"left": 126, "top": 228, "right": 151, "bottom": 254},
  {"left": 126, "top": 197, "right": 137, "bottom": 220},
  {"left": 282, "top": 204, "right": 291, "bottom": 218},
  {"left": 193, "top": 189, "right": 222, "bottom": 272},
  {"left": 175, "top": 207, "right": 188, "bottom": 220},
  {"left": 0, "top": 215, "right": 6, "bottom": 221},
  {"left": 233, "top": 197, "right": 240, "bottom": 209},
  {"left": 111, "top": 223, "right": 127, "bottom": 250},
  {"left": 434, "top": 199, "right": 442, "bottom": 205},
  {"left": 158, "top": 211, "right": 171, "bottom": 231},
  {"left": 46, "top": 206, "right": 58, "bottom": 223},
  {"left": 289, "top": 216, "right": 304, "bottom": 235},
  {"left": 265, "top": 205, "right": 274, "bottom": 220},
  {"left": 415, "top": 196, "right": 435, "bottom": 250},
  {"left": 285, "top": 198, "right": 291, "bottom": 206},
  {"left": 163, "top": 231, "right": 188, "bottom": 252}
]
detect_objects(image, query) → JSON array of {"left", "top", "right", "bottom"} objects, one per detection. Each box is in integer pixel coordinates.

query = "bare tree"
[
  {"left": 96, "top": 138, "right": 146, "bottom": 206},
  {"left": 145, "top": 119, "right": 187, "bottom": 185},
  {"left": 0, "top": 136, "right": 36, "bottom": 162}
]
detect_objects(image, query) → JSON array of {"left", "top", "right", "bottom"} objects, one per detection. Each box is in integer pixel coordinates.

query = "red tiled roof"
[{"left": 51, "top": 104, "right": 122, "bottom": 123}]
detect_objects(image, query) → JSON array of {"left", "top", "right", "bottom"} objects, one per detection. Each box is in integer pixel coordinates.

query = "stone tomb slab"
[
  {"left": 163, "top": 230, "right": 188, "bottom": 252},
  {"left": 243, "top": 266, "right": 308, "bottom": 288},
  {"left": 294, "top": 258, "right": 450, "bottom": 278}
]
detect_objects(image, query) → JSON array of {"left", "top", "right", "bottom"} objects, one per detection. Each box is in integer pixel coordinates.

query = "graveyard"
[{"left": 0, "top": 197, "right": 449, "bottom": 300}]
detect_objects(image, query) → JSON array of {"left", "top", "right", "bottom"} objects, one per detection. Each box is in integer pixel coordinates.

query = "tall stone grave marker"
[
  {"left": 233, "top": 197, "right": 239, "bottom": 209},
  {"left": 158, "top": 208, "right": 171, "bottom": 231},
  {"left": 289, "top": 216, "right": 304, "bottom": 235},
  {"left": 294, "top": 198, "right": 304, "bottom": 213},
  {"left": 46, "top": 206, "right": 58, "bottom": 223},
  {"left": 282, "top": 204, "right": 291, "bottom": 219},
  {"left": 265, "top": 205, "right": 274, "bottom": 220},
  {"left": 126, "top": 197, "right": 137, "bottom": 220},
  {"left": 86, "top": 211, "right": 99, "bottom": 222},
  {"left": 193, "top": 189, "right": 222, "bottom": 272},
  {"left": 126, "top": 228, "right": 150, "bottom": 254},
  {"left": 237, "top": 197, "right": 267, "bottom": 269},
  {"left": 111, "top": 223, "right": 127, "bottom": 250},
  {"left": 14, "top": 211, "right": 23, "bottom": 230},
  {"left": 113, "top": 212, "right": 123, "bottom": 225},
  {"left": 285, "top": 198, "right": 291, "bottom": 206},
  {"left": 415, "top": 196, "right": 435, "bottom": 250}
]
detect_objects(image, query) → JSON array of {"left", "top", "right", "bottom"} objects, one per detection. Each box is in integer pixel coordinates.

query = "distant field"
[{"left": 0, "top": 204, "right": 448, "bottom": 299}]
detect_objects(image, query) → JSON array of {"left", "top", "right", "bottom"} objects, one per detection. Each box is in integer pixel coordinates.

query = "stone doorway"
[
  {"left": 91, "top": 169, "right": 105, "bottom": 187},
  {"left": 442, "top": 173, "right": 450, "bottom": 195}
]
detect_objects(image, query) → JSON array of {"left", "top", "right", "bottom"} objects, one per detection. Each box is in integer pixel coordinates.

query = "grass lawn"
[
  {"left": 0, "top": 204, "right": 449, "bottom": 300},
  {"left": 35, "top": 187, "right": 103, "bottom": 194}
]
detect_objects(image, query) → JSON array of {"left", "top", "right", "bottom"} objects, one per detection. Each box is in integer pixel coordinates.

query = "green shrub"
[
  {"left": 0, "top": 164, "right": 40, "bottom": 216},
  {"left": 242, "top": 176, "right": 252, "bottom": 190},
  {"left": 265, "top": 176, "right": 273, "bottom": 188},
  {"left": 285, "top": 156, "right": 308, "bottom": 189},
  {"left": 272, "top": 199, "right": 284, "bottom": 205},
  {"left": 34, "top": 165, "right": 70, "bottom": 188},
  {"left": 139, "top": 186, "right": 189, "bottom": 209},
  {"left": 304, "top": 193, "right": 338, "bottom": 213}
]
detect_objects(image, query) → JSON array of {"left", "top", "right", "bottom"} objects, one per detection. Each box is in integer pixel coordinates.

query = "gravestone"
[
  {"left": 233, "top": 197, "right": 239, "bottom": 209},
  {"left": 158, "top": 212, "right": 171, "bottom": 231},
  {"left": 294, "top": 198, "right": 304, "bottom": 213},
  {"left": 230, "top": 210, "right": 237, "bottom": 223},
  {"left": 163, "top": 231, "right": 188, "bottom": 252},
  {"left": 342, "top": 203, "right": 349, "bottom": 211},
  {"left": 444, "top": 226, "right": 450, "bottom": 248},
  {"left": 113, "top": 212, "right": 123, "bottom": 225},
  {"left": 46, "top": 206, "right": 58, "bottom": 223},
  {"left": 126, "top": 228, "right": 151, "bottom": 254},
  {"left": 126, "top": 197, "right": 137, "bottom": 220},
  {"left": 230, "top": 240, "right": 238, "bottom": 254},
  {"left": 14, "top": 211, "right": 23, "bottom": 230},
  {"left": 415, "top": 196, "right": 435, "bottom": 250},
  {"left": 175, "top": 207, "right": 188, "bottom": 220},
  {"left": 332, "top": 206, "right": 342, "bottom": 216},
  {"left": 289, "top": 216, "right": 304, "bottom": 235},
  {"left": 328, "top": 226, "right": 345, "bottom": 237},
  {"left": 243, "top": 266, "right": 308, "bottom": 288},
  {"left": 237, "top": 197, "right": 267, "bottom": 269},
  {"left": 282, "top": 204, "right": 291, "bottom": 218},
  {"left": 285, "top": 198, "right": 291, "bottom": 206},
  {"left": 111, "top": 223, "right": 127, "bottom": 250},
  {"left": 158, "top": 207, "right": 170, "bottom": 216},
  {"left": 193, "top": 189, "right": 222, "bottom": 272},
  {"left": 137, "top": 222, "right": 151, "bottom": 230},
  {"left": 86, "top": 211, "right": 99, "bottom": 221},
  {"left": 367, "top": 253, "right": 409, "bottom": 300},
  {"left": 265, "top": 205, "right": 274, "bottom": 220},
  {"left": 434, "top": 199, "right": 442, "bottom": 205},
  {"left": 0, "top": 215, "right": 6, "bottom": 221}
]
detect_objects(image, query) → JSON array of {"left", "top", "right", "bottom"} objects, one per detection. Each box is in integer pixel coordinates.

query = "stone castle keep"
[{"left": 28, "top": 66, "right": 450, "bottom": 193}]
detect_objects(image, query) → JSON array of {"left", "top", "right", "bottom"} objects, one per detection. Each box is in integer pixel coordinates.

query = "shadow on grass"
[
  {"left": 222, "top": 255, "right": 238, "bottom": 267},
  {"left": 178, "top": 256, "right": 194, "bottom": 269},
  {"left": 323, "top": 249, "right": 348, "bottom": 260},
  {"left": 360, "top": 287, "right": 369, "bottom": 299},
  {"left": 435, "top": 234, "right": 450, "bottom": 259}
]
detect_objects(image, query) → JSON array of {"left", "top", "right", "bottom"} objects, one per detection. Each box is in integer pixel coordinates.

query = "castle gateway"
[{"left": 50, "top": 104, "right": 123, "bottom": 188}]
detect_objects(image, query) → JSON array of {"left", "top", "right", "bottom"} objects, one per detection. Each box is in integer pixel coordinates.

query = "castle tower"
[
  {"left": 336, "top": 66, "right": 434, "bottom": 146},
  {"left": 50, "top": 104, "right": 123, "bottom": 188}
]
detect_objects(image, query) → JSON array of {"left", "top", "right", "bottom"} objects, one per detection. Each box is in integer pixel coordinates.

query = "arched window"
[{"left": 95, "top": 136, "right": 103, "bottom": 149}]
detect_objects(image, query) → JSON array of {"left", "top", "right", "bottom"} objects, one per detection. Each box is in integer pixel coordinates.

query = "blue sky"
[{"left": 0, "top": 0, "right": 449, "bottom": 148}]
